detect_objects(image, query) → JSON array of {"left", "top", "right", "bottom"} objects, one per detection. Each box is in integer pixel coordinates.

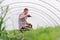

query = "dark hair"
[{"left": 24, "top": 8, "right": 28, "bottom": 11}]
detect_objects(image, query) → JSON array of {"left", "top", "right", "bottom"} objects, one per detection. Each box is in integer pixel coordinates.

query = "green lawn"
[{"left": 0, "top": 26, "right": 60, "bottom": 40}]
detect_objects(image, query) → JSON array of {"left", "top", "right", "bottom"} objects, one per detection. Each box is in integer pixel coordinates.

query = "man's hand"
[{"left": 26, "top": 22, "right": 32, "bottom": 28}]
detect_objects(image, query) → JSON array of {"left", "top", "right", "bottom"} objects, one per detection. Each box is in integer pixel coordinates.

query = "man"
[{"left": 18, "top": 8, "right": 32, "bottom": 32}]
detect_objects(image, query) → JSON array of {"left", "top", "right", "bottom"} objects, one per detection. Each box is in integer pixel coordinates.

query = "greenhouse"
[{"left": 0, "top": 0, "right": 60, "bottom": 40}]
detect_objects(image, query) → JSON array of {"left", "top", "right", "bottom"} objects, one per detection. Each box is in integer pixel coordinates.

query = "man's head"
[{"left": 24, "top": 8, "right": 28, "bottom": 14}]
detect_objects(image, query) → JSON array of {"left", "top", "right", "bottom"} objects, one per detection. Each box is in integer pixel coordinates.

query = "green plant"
[
  {"left": 0, "top": 6, "right": 9, "bottom": 36},
  {"left": 1, "top": 26, "right": 59, "bottom": 40},
  {"left": 0, "top": 26, "right": 60, "bottom": 40}
]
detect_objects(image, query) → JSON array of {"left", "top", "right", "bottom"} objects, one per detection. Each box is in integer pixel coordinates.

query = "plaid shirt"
[{"left": 18, "top": 12, "right": 27, "bottom": 29}]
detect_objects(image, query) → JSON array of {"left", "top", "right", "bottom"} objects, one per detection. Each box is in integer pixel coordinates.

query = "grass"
[
  {"left": 0, "top": 26, "right": 60, "bottom": 40},
  {"left": 23, "top": 26, "right": 60, "bottom": 40}
]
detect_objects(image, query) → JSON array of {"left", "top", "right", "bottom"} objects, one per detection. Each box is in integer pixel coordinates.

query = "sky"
[{"left": 1, "top": 0, "right": 60, "bottom": 30}]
